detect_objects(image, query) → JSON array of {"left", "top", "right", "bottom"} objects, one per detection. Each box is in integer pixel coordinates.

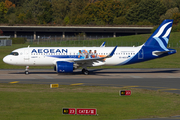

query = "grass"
[
  {"left": 0, "top": 83, "right": 180, "bottom": 120},
  {"left": 0, "top": 32, "right": 180, "bottom": 69}
]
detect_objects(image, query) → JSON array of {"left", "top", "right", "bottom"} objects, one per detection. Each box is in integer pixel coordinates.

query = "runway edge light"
[
  {"left": 62, "top": 108, "right": 76, "bottom": 115},
  {"left": 50, "top": 83, "right": 59, "bottom": 88},
  {"left": 120, "top": 90, "right": 131, "bottom": 96}
]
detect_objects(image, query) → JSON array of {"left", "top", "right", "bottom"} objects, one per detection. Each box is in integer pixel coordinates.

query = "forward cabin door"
[{"left": 24, "top": 49, "right": 29, "bottom": 62}]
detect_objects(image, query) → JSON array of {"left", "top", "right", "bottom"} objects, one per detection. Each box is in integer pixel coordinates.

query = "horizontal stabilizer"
[{"left": 152, "top": 50, "right": 176, "bottom": 56}]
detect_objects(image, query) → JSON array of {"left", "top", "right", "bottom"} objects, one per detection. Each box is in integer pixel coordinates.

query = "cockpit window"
[{"left": 9, "top": 52, "right": 19, "bottom": 56}]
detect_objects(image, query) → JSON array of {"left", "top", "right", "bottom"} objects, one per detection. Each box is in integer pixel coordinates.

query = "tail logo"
[{"left": 153, "top": 21, "right": 172, "bottom": 51}]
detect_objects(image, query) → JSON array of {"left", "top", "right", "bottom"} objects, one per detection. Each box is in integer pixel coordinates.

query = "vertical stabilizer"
[{"left": 144, "top": 19, "right": 173, "bottom": 51}]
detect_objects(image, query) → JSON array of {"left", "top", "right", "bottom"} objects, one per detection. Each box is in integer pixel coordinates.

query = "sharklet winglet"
[{"left": 107, "top": 46, "right": 117, "bottom": 57}]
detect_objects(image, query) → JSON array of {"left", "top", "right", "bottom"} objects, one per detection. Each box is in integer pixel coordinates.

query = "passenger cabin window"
[{"left": 10, "top": 52, "right": 19, "bottom": 56}]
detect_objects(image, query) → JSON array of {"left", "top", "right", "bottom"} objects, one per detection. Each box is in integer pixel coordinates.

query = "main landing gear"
[
  {"left": 25, "top": 66, "right": 29, "bottom": 75},
  {"left": 82, "top": 68, "right": 89, "bottom": 75}
]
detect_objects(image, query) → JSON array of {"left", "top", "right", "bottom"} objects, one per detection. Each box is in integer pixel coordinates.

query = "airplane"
[{"left": 3, "top": 19, "right": 176, "bottom": 75}]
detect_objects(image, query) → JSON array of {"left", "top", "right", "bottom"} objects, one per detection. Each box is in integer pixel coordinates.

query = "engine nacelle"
[{"left": 56, "top": 61, "right": 74, "bottom": 73}]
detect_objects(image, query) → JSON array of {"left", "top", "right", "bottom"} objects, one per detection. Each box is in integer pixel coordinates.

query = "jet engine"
[{"left": 56, "top": 61, "right": 74, "bottom": 73}]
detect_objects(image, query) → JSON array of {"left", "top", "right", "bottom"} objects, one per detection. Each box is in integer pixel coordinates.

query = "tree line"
[{"left": 1, "top": 0, "right": 180, "bottom": 26}]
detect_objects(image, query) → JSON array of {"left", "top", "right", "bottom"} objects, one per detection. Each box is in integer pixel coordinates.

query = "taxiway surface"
[{"left": 0, "top": 68, "right": 180, "bottom": 94}]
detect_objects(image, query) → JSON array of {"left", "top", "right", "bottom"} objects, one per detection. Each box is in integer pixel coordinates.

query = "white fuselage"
[{"left": 3, "top": 46, "right": 142, "bottom": 67}]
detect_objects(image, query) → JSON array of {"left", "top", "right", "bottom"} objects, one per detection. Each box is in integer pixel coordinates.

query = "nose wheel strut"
[{"left": 25, "top": 66, "right": 29, "bottom": 75}]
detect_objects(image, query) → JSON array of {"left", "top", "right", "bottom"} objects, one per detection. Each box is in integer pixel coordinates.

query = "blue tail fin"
[{"left": 144, "top": 19, "right": 173, "bottom": 51}]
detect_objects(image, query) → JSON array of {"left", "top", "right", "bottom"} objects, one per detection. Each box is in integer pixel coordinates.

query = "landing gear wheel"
[
  {"left": 82, "top": 68, "right": 89, "bottom": 75},
  {"left": 25, "top": 66, "right": 29, "bottom": 75},
  {"left": 25, "top": 71, "right": 29, "bottom": 75},
  {"left": 84, "top": 70, "right": 89, "bottom": 75}
]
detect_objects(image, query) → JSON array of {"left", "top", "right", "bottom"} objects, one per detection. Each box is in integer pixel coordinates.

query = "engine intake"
[{"left": 56, "top": 61, "right": 74, "bottom": 73}]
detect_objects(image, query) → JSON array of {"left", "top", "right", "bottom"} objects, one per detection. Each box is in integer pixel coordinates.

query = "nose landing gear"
[{"left": 25, "top": 66, "right": 29, "bottom": 75}]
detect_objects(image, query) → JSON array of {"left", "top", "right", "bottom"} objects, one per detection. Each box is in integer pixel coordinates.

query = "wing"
[
  {"left": 52, "top": 46, "right": 117, "bottom": 68},
  {"left": 73, "top": 46, "right": 117, "bottom": 64}
]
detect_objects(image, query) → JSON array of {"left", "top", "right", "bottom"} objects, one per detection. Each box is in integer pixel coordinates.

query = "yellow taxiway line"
[
  {"left": 71, "top": 83, "right": 84, "bottom": 86},
  {"left": 9, "top": 81, "right": 19, "bottom": 84}
]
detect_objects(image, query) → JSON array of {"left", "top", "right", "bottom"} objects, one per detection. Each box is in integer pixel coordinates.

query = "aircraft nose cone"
[
  {"left": 3, "top": 56, "right": 10, "bottom": 64},
  {"left": 3, "top": 56, "right": 8, "bottom": 63}
]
